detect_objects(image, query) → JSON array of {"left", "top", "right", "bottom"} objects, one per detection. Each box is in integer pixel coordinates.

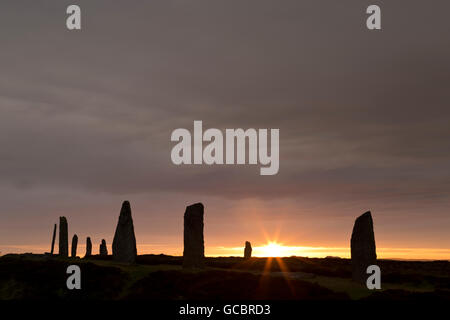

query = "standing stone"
[
  {"left": 85, "top": 237, "right": 92, "bottom": 258},
  {"left": 351, "top": 211, "right": 377, "bottom": 283},
  {"left": 183, "top": 203, "right": 205, "bottom": 269},
  {"left": 71, "top": 234, "right": 78, "bottom": 258},
  {"left": 50, "top": 223, "right": 57, "bottom": 255},
  {"left": 99, "top": 239, "right": 108, "bottom": 256},
  {"left": 59, "top": 217, "right": 68, "bottom": 257},
  {"left": 244, "top": 241, "right": 252, "bottom": 259},
  {"left": 112, "top": 201, "right": 137, "bottom": 263}
]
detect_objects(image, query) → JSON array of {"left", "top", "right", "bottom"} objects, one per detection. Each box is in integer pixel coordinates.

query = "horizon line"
[{"left": 1, "top": 244, "right": 449, "bottom": 261}]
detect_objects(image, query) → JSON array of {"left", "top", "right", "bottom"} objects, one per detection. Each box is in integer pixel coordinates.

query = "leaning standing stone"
[
  {"left": 59, "top": 217, "right": 68, "bottom": 257},
  {"left": 85, "top": 237, "right": 92, "bottom": 258},
  {"left": 244, "top": 241, "right": 252, "bottom": 259},
  {"left": 112, "top": 201, "right": 137, "bottom": 263},
  {"left": 100, "top": 239, "right": 108, "bottom": 256},
  {"left": 183, "top": 203, "right": 205, "bottom": 269},
  {"left": 351, "top": 211, "right": 377, "bottom": 283},
  {"left": 50, "top": 223, "right": 57, "bottom": 255},
  {"left": 71, "top": 234, "right": 78, "bottom": 258}
]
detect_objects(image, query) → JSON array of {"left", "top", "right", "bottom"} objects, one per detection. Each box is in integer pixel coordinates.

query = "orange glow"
[
  {"left": 1, "top": 244, "right": 449, "bottom": 261},
  {"left": 258, "top": 242, "right": 287, "bottom": 257},
  {"left": 203, "top": 245, "right": 450, "bottom": 260}
]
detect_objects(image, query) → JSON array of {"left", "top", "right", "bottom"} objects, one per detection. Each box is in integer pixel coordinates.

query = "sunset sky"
[{"left": 0, "top": 1, "right": 449, "bottom": 260}]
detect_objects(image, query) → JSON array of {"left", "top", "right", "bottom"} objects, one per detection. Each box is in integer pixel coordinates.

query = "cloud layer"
[{"left": 0, "top": 1, "right": 449, "bottom": 254}]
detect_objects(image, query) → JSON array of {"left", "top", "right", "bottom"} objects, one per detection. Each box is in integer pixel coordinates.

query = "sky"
[{"left": 0, "top": 1, "right": 449, "bottom": 259}]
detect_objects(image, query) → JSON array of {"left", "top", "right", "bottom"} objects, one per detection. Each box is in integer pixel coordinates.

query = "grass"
[{"left": 0, "top": 254, "right": 448, "bottom": 300}]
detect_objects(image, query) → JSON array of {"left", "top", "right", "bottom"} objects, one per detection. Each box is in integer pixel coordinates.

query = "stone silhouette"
[
  {"left": 183, "top": 203, "right": 205, "bottom": 269},
  {"left": 59, "top": 217, "right": 68, "bottom": 257},
  {"left": 50, "top": 223, "right": 57, "bottom": 255},
  {"left": 351, "top": 211, "right": 377, "bottom": 283},
  {"left": 244, "top": 241, "right": 252, "bottom": 259},
  {"left": 112, "top": 201, "right": 137, "bottom": 263},
  {"left": 85, "top": 237, "right": 92, "bottom": 257},
  {"left": 99, "top": 239, "right": 108, "bottom": 256},
  {"left": 71, "top": 234, "right": 78, "bottom": 258}
]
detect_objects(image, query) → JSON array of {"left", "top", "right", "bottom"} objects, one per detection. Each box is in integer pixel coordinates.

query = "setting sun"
[{"left": 260, "top": 242, "right": 286, "bottom": 257}]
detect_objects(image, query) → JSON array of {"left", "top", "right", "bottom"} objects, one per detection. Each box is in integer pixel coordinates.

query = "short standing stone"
[
  {"left": 351, "top": 211, "right": 377, "bottom": 283},
  {"left": 244, "top": 241, "right": 252, "bottom": 259},
  {"left": 183, "top": 203, "right": 205, "bottom": 269},
  {"left": 59, "top": 217, "right": 68, "bottom": 257},
  {"left": 71, "top": 234, "right": 78, "bottom": 258},
  {"left": 85, "top": 237, "right": 92, "bottom": 257},
  {"left": 112, "top": 201, "right": 137, "bottom": 263},
  {"left": 99, "top": 239, "right": 108, "bottom": 256}
]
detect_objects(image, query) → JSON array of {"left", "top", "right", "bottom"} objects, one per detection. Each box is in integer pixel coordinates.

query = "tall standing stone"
[
  {"left": 244, "top": 241, "right": 252, "bottom": 259},
  {"left": 183, "top": 203, "right": 205, "bottom": 269},
  {"left": 59, "top": 217, "right": 68, "bottom": 257},
  {"left": 50, "top": 223, "right": 57, "bottom": 255},
  {"left": 112, "top": 201, "right": 137, "bottom": 263},
  {"left": 351, "top": 211, "right": 377, "bottom": 283},
  {"left": 71, "top": 234, "right": 78, "bottom": 258},
  {"left": 85, "top": 237, "right": 92, "bottom": 258},
  {"left": 99, "top": 239, "right": 108, "bottom": 256}
]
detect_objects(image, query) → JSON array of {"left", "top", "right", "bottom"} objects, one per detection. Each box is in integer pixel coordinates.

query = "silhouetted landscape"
[
  {"left": 1, "top": 253, "right": 449, "bottom": 300},
  {"left": 0, "top": 201, "right": 448, "bottom": 301},
  {"left": 1, "top": 2, "right": 450, "bottom": 313}
]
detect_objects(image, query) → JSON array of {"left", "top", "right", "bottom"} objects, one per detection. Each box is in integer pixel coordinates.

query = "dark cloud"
[{"left": 0, "top": 0, "right": 449, "bottom": 252}]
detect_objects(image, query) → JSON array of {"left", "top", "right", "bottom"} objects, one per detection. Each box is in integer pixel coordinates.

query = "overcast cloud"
[{"left": 0, "top": 1, "right": 449, "bottom": 254}]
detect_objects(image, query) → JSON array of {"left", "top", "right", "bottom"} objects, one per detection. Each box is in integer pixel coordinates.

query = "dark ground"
[{"left": 0, "top": 254, "right": 449, "bottom": 300}]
